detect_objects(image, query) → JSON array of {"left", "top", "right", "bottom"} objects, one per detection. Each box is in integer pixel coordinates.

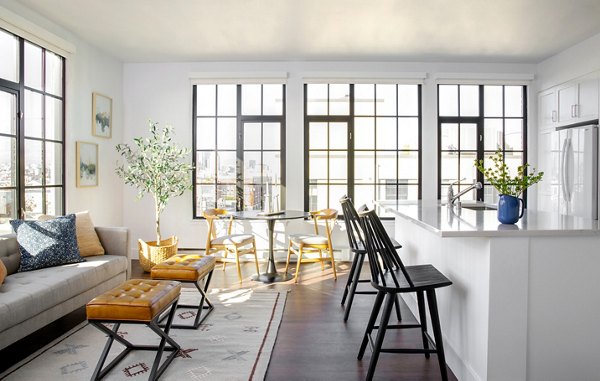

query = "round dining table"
[{"left": 229, "top": 210, "right": 309, "bottom": 283}]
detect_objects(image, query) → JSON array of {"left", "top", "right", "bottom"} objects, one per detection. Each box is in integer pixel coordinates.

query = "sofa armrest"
[{"left": 95, "top": 227, "right": 129, "bottom": 258}]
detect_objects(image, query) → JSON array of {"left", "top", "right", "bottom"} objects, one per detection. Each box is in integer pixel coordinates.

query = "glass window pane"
[
  {"left": 398, "top": 151, "right": 419, "bottom": 184},
  {"left": 25, "top": 188, "right": 43, "bottom": 218},
  {"left": 263, "top": 84, "right": 283, "bottom": 115},
  {"left": 460, "top": 123, "right": 477, "bottom": 151},
  {"left": 439, "top": 85, "right": 458, "bottom": 116},
  {"left": 354, "top": 184, "right": 375, "bottom": 209},
  {"left": 484, "top": 86, "right": 503, "bottom": 117},
  {"left": 309, "top": 151, "right": 327, "bottom": 183},
  {"left": 244, "top": 122, "right": 261, "bottom": 150},
  {"left": 355, "top": 152, "right": 374, "bottom": 184},
  {"left": 329, "top": 84, "right": 350, "bottom": 115},
  {"left": 263, "top": 152, "right": 281, "bottom": 184},
  {"left": 216, "top": 185, "right": 236, "bottom": 210},
  {"left": 25, "top": 90, "right": 43, "bottom": 138},
  {"left": 376, "top": 117, "right": 396, "bottom": 150},
  {"left": 328, "top": 185, "right": 347, "bottom": 210},
  {"left": 308, "top": 184, "right": 328, "bottom": 211},
  {"left": 0, "top": 91, "right": 17, "bottom": 135},
  {"left": 25, "top": 139, "right": 42, "bottom": 186},
  {"left": 216, "top": 118, "right": 236, "bottom": 150},
  {"left": 355, "top": 117, "right": 374, "bottom": 150},
  {"left": 376, "top": 84, "right": 396, "bottom": 116},
  {"left": 441, "top": 123, "right": 458, "bottom": 151},
  {"left": 329, "top": 122, "right": 347, "bottom": 150},
  {"left": 505, "top": 119, "right": 523, "bottom": 151},
  {"left": 505, "top": 86, "right": 523, "bottom": 117},
  {"left": 484, "top": 119, "right": 503, "bottom": 151},
  {"left": 355, "top": 84, "right": 375, "bottom": 116},
  {"left": 329, "top": 151, "right": 348, "bottom": 184},
  {"left": 307, "top": 84, "right": 327, "bottom": 115},
  {"left": 217, "top": 84, "right": 237, "bottom": 116},
  {"left": 216, "top": 151, "right": 236, "bottom": 183},
  {"left": 197, "top": 185, "right": 216, "bottom": 210},
  {"left": 0, "top": 189, "right": 17, "bottom": 224},
  {"left": 440, "top": 152, "right": 458, "bottom": 184},
  {"left": 242, "top": 84, "right": 261, "bottom": 115},
  {"left": 263, "top": 123, "right": 280, "bottom": 150},
  {"left": 45, "top": 51, "right": 62, "bottom": 96},
  {"left": 45, "top": 142, "right": 62, "bottom": 185},
  {"left": 505, "top": 151, "right": 523, "bottom": 175},
  {"left": 197, "top": 151, "right": 216, "bottom": 183},
  {"left": 457, "top": 183, "right": 478, "bottom": 202},
  {"left": 398, "top": 85, "right": 419, "bottom": 116},
  {"left": 309, "top": 122, "right": 327, "bottom": 150},
  {"left": 0, "top": 136, "right": 16, "bottom": 187},
  {"left": 398, "top": 117, "right": 419, "bottom": 150},
  {"left": 376, "top": 151, "right": 396, "bottom": 182},
  {"left": 376, "top": 182, "right": 398, "bottom": 205},
  {"left": 45, "top": 187, "right": 62, "bottom": 216},
  {"left": 45, "top": 96, "right": 63, "bottom": 140},
  {"left": 244, "top": 184, "right": 262, "bottom": 210},
  {"left": 196, "top": 85, "right": 216, "bottom": 116},
  {"left": 196, "top": 118, "right": 216, "bottom": 150},
  {"left": 460, "top": 85, "right": 479, "bottom": 116},
  {"left": 24, "top": 42, "right": 42, "bottom": 90},
  {"left": 243, "top": 151, "right": 261, "bottom": 183},
  {"left": 0, "top": 30, "right": 18, "bottom": 82},
  {"left": 459, "top": 152, "right": 478, "bottom": 184}
]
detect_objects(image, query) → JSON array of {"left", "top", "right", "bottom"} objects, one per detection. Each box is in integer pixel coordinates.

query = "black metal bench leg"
[
  {"left": 358, "top": 289, "right": 385, "bottom": 360},
  {"left": 417, "top": 291, "right": 430, "bottom": 359},
  {"left": 342, "top": 250, "right": 360, "bottom": 306},
  {"left": 344, "top": 253, "right": 366, "bottom": 322},
  {"left": 147, "top": 302, "right": 181, "bottom": 380},
  {"left": 366, "top": 292, "right": 396, "bottom": 381},
  {"left": 427, "top": 290, "right": 448, "bottom": 381}
]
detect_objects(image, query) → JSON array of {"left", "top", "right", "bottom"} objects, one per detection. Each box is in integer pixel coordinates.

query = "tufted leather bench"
[
  {"left": 86, "top": 279, "right": 182, "bottom": 380},
  {"left": 151, "top": 254, "right": 216, "bottom": 329}
]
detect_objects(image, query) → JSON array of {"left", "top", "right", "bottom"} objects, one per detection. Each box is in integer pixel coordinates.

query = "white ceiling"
[{"left": 15, "top": 0, "right": 600, "bottom": 63}]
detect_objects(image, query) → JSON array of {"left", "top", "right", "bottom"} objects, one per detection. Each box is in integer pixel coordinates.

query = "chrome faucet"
[{"left": 447, "top": 180, "right": 482, "bottom": 208}]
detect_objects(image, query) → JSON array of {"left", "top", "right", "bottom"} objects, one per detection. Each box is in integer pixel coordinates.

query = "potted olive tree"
[{"left": 116, "top": 120, "right": 193, "bottom": 271}]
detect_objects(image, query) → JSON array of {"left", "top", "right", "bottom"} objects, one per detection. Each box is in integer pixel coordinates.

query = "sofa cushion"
[
  {"left": 10, "top": 214, "right": 84, "bottom": 272},
  {"left": 39, "top": 211, "right": 105, "bottom": 257},
  {"left": 0, "top": 237, "right": 20, "bottom": 275},
  {"left": 0, "top": 260, "right": 6, "bottom": 285},
  {"left": 0, "top": 254, "right": 127, "bottom": 332}
]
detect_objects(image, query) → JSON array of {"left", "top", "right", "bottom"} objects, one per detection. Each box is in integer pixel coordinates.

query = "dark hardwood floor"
[{"left": 0, "top": 259, "right": 457, "bottom": 380}]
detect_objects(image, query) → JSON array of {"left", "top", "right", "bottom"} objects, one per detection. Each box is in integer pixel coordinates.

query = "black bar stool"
[
  {"left": 339, "top": 196, "right": 402, "bottom": 322},
  {"left": 357, "top": 208, "right": 453, "bottom": 381}
]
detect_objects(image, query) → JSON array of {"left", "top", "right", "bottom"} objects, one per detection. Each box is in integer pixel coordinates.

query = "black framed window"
[
  {"left": 438, "top": 84, "right": 527, "bottom": 202},
  {"left": 0, "top": 28, "right": 65, "bottom": 229},
  {"left": 192, "top": 84, "right": 286, "bottom": 216},
  {"left": 304, "top": 83, "right": 421, "bottom": 216}
]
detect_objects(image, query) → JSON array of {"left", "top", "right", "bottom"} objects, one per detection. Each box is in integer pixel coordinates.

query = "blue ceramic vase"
[{"left": 497, "top": 194, "right": 524, "bottom": 224}]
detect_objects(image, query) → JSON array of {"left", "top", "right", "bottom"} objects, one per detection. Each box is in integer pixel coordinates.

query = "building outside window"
[
  {"left": 304, "top": 83, "right": 421, "bottom": 216},
  {"left": 192, "top": 83, "right": 285, "bottom": 216},
  {"left": 438, "top": 84, "right": 527, "bottom": 203},
  {"left": 0, "top": 28, "right": 65, "bottom": 229}
]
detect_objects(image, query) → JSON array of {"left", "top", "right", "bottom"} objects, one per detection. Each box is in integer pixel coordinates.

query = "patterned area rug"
[{"left": 1, "top": 289, "right": 286, "bottom": 381}]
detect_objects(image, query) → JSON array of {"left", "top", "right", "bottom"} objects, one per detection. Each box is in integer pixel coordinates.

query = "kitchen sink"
[{"left": 461, "top": 203, "right": 497, "bottom": 211}]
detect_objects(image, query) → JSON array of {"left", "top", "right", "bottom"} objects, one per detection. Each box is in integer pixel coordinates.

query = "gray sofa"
[{"left": 0, "top": 227, "right": 129, "bottom": 350}]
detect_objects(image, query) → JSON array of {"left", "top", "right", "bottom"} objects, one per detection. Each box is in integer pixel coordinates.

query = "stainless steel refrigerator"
[{"left": 538, "top": 124, "right": 598, "bottom": 219}]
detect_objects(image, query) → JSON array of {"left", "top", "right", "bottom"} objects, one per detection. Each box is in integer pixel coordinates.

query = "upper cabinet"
[{"left": 538, "top": 73, "right": 599, "bottom": 132}]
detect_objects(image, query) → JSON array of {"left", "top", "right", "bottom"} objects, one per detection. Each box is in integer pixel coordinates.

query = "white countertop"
[{"left": 376, "top": 200, "right": 600, "bottom": 237}]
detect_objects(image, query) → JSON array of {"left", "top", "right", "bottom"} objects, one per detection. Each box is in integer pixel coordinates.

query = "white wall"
[
  {"left": 123, "top": 61, "right": 535, "bottom": 257},
  {"left": 0, "top": 0, "right": 124, "bottom": 228}
]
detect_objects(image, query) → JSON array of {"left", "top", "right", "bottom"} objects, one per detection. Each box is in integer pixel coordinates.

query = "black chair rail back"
[
  {"left": 359, "top": 208, "right": 414, "bottom": 289},
  {"left": 339, "top": 196, "right": 364, "bottom": 253}
]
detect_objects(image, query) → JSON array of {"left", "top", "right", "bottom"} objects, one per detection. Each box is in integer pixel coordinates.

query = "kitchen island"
[{"left": 376, "top": 200, "right": 600, "bottom": 381}]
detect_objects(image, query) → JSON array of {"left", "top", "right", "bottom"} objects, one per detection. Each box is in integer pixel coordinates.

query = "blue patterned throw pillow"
[{"left": 10, "top": 214, "right": 84, "bottom": 272}]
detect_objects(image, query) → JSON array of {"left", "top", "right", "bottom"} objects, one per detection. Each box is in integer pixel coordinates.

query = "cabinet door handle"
[
  {"left": 552, "top": 110, "right": 557, "bottom": 122},
  {"left": 571, "top": 105, "right": 575, "bottom": 117},
  {"left": 574, "top": 104, "right": 579, "bottom": 118}
]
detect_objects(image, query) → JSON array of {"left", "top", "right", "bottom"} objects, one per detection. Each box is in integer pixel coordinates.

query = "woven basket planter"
[{"left": 137, "top": 236, "right": 178, "bottom": 272}]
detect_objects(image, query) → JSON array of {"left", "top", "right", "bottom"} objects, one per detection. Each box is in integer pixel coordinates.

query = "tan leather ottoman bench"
[
  {"left": 151, "top": 254, "right": 216, "bottom": 329},
  {"left": 86, "top": 279, "right": 182, "bottom": 380}
]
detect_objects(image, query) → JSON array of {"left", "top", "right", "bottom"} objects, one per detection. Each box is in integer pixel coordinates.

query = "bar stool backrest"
[
  {"left": 359, "top": 208, "right": 414, "bottom": 289},
  {"left": 339, "top": 196, "right": 365, "bottom": 253}
]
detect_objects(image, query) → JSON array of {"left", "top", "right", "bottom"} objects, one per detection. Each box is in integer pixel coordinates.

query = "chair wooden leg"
[
  {"left": 329, "top": 247, "right": 337, "bottom": 280},
  {"left": 319, "top": 250, "right": 325, "bottom": 270},
  {"left": 285, "top": 241, "right": 292, "bottom": 273},
  {"left": 341, "top": 251, "right": 360, "bottom": 306},
  {"left": 358, "top": 290, "right": 385, "bottom": 359},
  {"left": 343, "top": 252, "right": 365, "bottom": 322},
  {"left": 252, "top": 241, "right": 260, "bottom": 276},
  {"left": 366, "top": 292, "right": 396, "bottom": 381},
  {"left": 417, "top": 291, "right": 430, "bottom": 358},
  {"left": 222, "top": 250, "right": 228, "bottom": 271},
  {"left": 234, "top": 247, "right": 242, "bottom": 283},
  {"left": 294, "top": 248, "right": 303, "bottom": 283},
  {"left": 394, "top": 295, "right": 403, "bottom": 321},
  {"left": 426, "top": 290, "right": 449, "bottom": 381}
]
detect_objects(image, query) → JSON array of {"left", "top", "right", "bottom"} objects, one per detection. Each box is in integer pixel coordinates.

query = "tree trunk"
[{"left": 155, "top": 200, "right": 161, "bottom": 243}]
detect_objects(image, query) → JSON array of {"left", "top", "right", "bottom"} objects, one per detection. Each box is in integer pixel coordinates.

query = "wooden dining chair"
[
  {"left": 357, "top": 208, "right": 452, "bottom": 381},
  {"left": 202, "top": 208, "right": 260, "bottom": 283},
  {"left": 285, "top": 208, "right": 338, "bottom": 283}
]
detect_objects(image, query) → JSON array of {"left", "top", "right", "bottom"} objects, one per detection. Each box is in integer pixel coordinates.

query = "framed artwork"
[
  {"left": 76, "top": 141, "right": 98, "bottom": 187},
  {"left": 92, "top": 92, "right": 112, "bottom": 138}
]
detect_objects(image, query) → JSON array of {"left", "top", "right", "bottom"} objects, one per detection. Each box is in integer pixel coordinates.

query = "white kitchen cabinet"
[
  {"left": 577, "top": 76, "right": 599, "bottom": 121},
  {"left": 555, "top": 75, "right": 599, "bottom": 125},
  {"left": 538, "top": 88, "right": 557, "bottom": 132},
  {"left": 557, "top": 82, "right": 578, "bottom": 124}
]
